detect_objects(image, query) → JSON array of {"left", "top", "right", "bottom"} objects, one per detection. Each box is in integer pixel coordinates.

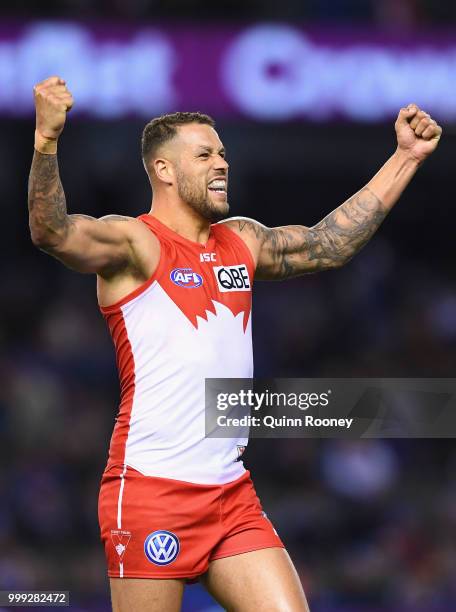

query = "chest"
[{"left": 155, "top": 240, "right": 253, "bottom": 330}]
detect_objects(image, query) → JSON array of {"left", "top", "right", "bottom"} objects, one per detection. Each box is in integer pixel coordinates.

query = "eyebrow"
[{"left": 197, "top": 145, "right": 226, "bottom": 155}]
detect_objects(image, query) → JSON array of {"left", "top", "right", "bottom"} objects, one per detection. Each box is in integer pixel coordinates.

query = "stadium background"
[{"left": 1, "top": 1, "right": 456, "bottom": 611}]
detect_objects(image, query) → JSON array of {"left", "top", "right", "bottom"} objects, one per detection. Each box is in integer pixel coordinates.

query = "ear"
[{"left": 153, "top": 157, "right": 174, "bottom": 185}]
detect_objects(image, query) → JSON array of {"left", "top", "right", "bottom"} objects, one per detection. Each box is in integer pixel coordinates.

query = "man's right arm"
[
  {"left": 28, "top": 76, "right": 155, "bottom": 278},
  {"left": 28, "top": 147, "right": 141, "bottom": 275}
]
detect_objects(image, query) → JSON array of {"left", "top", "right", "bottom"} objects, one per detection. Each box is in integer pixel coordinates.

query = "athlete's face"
[{"left": 172, "top": 124, "right": 229, "bottom": 222}]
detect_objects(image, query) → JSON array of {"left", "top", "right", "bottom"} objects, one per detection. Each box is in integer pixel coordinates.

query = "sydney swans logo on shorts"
[
  {"left": 144, "top": 530, "right": 180, "bottom": 566},
  {"left": 170, "top": 268, "right": 203, "bottom": 288},
  {"left": 110, "top": 529, "right": 131, "bottom": 562},
  {"left": 213, "top": 264, "right": 250, "bottom": 292}
]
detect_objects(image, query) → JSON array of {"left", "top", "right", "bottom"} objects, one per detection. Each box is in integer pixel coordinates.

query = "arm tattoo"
[
  {"left": 27, "top": 150, "right": 131, "bottom": 247},
  {"left": 237, "top": 187, "right": 386, "bottom": 279},
  {"left": 308, "top": 186, "right": 386, "bottom": 267},
  {"left": 28, "top": 151, "right": 70, "bottom": 245}
]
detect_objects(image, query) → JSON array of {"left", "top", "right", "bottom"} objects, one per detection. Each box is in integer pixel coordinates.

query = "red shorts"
[{"left": 98, "top": 465, "right": 284, "bottom": 580}]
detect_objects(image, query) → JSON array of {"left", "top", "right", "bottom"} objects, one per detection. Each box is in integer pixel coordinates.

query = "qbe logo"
[
  {"left": 170, "top": 268, "right": 203, "bottom": 288},
  {"left": 213, "top": 264, "right": 250, "bottom": 292},
  {"left": 144, "top": 530, "right": 180, "bottom": 565}
]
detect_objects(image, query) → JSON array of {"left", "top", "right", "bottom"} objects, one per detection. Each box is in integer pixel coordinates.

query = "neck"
[{"left": 148, "top": 194, "right": 212, "bottom": 245}]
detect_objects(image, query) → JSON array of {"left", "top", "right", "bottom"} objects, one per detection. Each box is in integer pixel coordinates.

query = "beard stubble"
[{"left": 176, "top": 169, "right": 229, "bottom": 223}]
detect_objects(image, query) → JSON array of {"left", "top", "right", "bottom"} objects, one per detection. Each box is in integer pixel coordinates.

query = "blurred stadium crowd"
[
  {"left": 0, "top": 114, "right": 455, "bottom": 611},
  {"left": 1, "top": 0, "right": 456, "bottom": 608},
  {"left": 1, "top": 0, "right": 456, "bottom": 25}
]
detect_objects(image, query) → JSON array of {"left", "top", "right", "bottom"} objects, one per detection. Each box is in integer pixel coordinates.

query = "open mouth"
[{"left": 208, "top": 179, "right": 227, "bottom": 195}]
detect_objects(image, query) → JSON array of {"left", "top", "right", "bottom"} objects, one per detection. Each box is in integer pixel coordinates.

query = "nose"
[{"left": 215, "top": 154, "right": 229, "bottom": 172}]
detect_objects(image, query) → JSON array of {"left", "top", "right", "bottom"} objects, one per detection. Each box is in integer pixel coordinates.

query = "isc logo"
[
  {"left": 170, "top": 268, "right": 203, "bottom": 288},
  {"left": 213, "top": 265, "right": 250, "bottom": 292},
  {"left": 200, "top": 252, "right": 216, "bottom": 262}
]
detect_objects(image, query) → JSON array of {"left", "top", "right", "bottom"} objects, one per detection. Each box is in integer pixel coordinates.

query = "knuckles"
[
  {"left": 33, "top": 77, "right": 71, "bottom": 101},
  {"left": 396, "top": 104, "right": 442, "bottom": 142},
  {"left": 397, "top": 105, "right": 439, "bottom": 128},
  {"left": 34, "top": 88, "right": 72, "bottom": 106}
]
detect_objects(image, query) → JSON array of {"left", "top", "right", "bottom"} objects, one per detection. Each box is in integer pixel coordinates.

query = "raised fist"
[
  {"left": 34, "top": 76, "right": 74, "bottom": 142},
  {"left": 395, "top": 104, "right": 442, "bottom": 164}
]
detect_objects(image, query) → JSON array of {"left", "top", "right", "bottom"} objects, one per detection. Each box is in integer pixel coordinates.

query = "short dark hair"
[{"left": 141, "top": 111, "right": 215, "bottom": 164}]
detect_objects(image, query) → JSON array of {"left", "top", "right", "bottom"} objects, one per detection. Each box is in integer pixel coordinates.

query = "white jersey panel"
[{"left": 121, "top": 281, "right": 251, "bottom": 485}]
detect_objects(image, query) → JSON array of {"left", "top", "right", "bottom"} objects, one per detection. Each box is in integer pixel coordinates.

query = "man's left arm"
[{"left": 225, "top": 104, "right": 442, "bottom": 280}]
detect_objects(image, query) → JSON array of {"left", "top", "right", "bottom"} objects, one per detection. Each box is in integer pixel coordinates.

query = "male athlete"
[{"left": 28, "top": 76, "right": 442, "bottom": 612}]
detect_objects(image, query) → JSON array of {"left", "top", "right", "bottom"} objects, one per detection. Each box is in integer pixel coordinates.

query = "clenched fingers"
[
  {"left": 421, "top": 120, "right": 442, "bottom": 141},
  {"left": 34, "top": 76, "right": 66, "bottom": 91}
]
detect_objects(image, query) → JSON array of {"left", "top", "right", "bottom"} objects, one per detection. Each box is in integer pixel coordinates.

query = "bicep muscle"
[{"left": 42, "top": 214, "right": 135, "bottom": 275}]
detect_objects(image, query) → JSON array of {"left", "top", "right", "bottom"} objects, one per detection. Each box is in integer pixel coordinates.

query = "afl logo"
[
  {"left": 144, "top": 530, "right": 180, "bottom": 565},
  {"left": 170, "top": 268, "right": 203, "bottom": 288}
]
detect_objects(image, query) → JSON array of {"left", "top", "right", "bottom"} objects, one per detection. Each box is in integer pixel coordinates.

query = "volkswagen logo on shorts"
[{"left": 144, "top": 530, "right": 180, "bottom": 565}]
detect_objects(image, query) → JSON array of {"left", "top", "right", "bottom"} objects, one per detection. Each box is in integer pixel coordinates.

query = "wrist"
[
  {"left": 34, "top": 130, "right": 58, "bottom": 154},
  {"left": 394, "top": 146, "right": 422, "bottom": 168}
]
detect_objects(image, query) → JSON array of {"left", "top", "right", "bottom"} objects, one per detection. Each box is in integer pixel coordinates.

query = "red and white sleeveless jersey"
[{"left": 100, "top": 215, "right": 254, "bottom": 485}]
